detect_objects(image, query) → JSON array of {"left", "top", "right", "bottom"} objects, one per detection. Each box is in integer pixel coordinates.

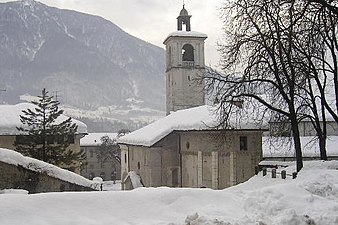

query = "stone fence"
[{"left": 257, "top": 166, "right": 298, "bottom": 179}]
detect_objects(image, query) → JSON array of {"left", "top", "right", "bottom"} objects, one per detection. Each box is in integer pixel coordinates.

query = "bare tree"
[
  {"left": 208, "top": 0, "right": 329, "bottom": 172},
  {"left": 290, "top": 1, "right": 338, "bottom": 159},
  {"left": 210, "top": 0, "right": 338, "bottom": 167},
  {"left": 96, "top": 135, "right": 121, "bottom": 165},
  {"left": 308, "top": 0, "right": 338, "bottom": 16}
]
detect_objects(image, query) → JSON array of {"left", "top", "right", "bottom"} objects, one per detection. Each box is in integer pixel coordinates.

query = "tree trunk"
[
  {"left": 318, "top": 135, "right": 328, "bottom": 160},
  {"left": 290, "top": 115, "right": 303, "bottom": 172},
  {"left": 319, "top": 102, "right": 328, "bottom": 160}
]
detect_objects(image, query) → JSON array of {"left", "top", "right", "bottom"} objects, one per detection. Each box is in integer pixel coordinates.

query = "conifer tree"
[{"left": 15, "top": 88, "right": 84, "bottom": 169}]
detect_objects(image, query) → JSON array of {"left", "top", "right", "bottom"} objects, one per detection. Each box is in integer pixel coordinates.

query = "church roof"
[
  {"left": 0, "top": 103, "right": 87, "bottom": 135},
  {"left": 118, "top": 104, "right": 266, "bottom": 147},
  {"left": 179, "top": 7, "right": 189, "bottom": 16},
  {"left": 163, "top": 31, "right": 207, "bottom": 44}
]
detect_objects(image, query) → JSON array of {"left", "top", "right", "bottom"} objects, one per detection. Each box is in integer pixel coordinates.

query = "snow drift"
[{"left": 0, "top": 160, "right": 337, "bottom": 225}]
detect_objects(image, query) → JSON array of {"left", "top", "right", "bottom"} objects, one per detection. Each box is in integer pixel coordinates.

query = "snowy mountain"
[{"left": 0, "top": 0, "right": 166, "bottom": 131}]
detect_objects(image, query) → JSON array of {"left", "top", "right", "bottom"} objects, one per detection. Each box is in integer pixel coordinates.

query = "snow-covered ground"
[
  {"left": 102, "top": 180, "right": 121, "bottom": 191},
  {"left": 1, "top": 160, "right": 337, "bottom": 225}
]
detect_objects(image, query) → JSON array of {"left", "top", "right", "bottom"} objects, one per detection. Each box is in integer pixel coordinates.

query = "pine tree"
[{"left": 15, "top": 88, "right": 84, "bottom": 169}]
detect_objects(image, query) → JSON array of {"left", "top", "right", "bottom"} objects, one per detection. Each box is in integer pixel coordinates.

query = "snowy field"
[{"left": 1, "top": 160, "right": 338, "bottom": 225}]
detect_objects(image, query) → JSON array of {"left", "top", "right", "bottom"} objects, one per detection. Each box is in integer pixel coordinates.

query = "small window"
[
  {"left": 240, "top": 136, "right": 248, "bottom": 150},
  {"left": 186, "top": 141, "right": 190, "bottom": 149},
  {"left": 124, "top": 153, "right": 127, "bottom": 163},
  {"left": 137, "top": 162, "right": 141, "bottom": 170}
]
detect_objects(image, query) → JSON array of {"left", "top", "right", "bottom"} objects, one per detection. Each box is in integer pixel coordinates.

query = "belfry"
[{"left": 163, "top": 5, "right": 207, "bottom": 115}]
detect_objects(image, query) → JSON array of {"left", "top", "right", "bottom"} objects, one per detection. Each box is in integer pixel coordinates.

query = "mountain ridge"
[{"left": 0, "top": 0, "right": 166, "bottom": 131}]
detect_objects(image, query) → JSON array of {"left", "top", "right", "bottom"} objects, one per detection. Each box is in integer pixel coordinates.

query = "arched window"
[{"left": 182, "top": 44, "right": 194, "bottom": 62}]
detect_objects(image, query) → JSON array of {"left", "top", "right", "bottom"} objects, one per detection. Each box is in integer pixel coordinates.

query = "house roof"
[
  {"left": 80, "top": 133, "right": 118, "bottom": 146},
  {"left": 0, "top": 103, "right": 87, "bottom": 135},
  {"left": 263, "top": 136, "right": 338, "bottom": 158},
  {"left": 118, "top": 104, "right": 265, "bottom": 147}
]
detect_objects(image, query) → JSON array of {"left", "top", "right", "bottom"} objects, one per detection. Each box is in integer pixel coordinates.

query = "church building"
[{"left": 118, "top": 5, "right": 265, "bottom": 190}]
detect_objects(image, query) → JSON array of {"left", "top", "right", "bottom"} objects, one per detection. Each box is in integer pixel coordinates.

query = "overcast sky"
[{"left": 1, "top": 0, "right": 225, "bottom": 66}]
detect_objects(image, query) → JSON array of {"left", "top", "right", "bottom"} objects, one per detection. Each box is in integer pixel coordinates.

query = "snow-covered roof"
[
  {"left": 0, "top": 103, "right": 87, "bottom": 135},
  {"left": 263, "top": 136, "right": 338, "bottom": 158},
  {"left": 0, "top": 147, "right": 97, "bottom": 189},
  {"left": 164, "top": 31, "right": 207, "bottom": 43},
  {"left": 80, "top": 133, "right": 118, "bottom": 146},
  {"left": 118, "top": 104, "right": 265, "bottom": 147}
]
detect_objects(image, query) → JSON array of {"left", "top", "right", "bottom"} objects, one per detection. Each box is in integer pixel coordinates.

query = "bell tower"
[{"left": 163, "top": 5, "right": 207, "bottom": 115}]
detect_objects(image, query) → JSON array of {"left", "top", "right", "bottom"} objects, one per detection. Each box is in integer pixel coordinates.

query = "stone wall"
[
  {"left": 123, "top": 145, "right": 163, "bottom": 188},
  {"left": 0, "top": 161, "right": 95, "bottom": 193},
  {"left": 165, "top": 35, "right": 206, "bottom": 115},
  {"left": 120, "top": 133, "right": 180, "bottom": 190},
  {"left": 179, "top": 130, "right": 263, "bottom": 189}
]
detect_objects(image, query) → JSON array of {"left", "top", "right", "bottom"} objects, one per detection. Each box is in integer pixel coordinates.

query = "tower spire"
[{"left": 177, "top": 3, "right": 191, "bottom": 31}]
